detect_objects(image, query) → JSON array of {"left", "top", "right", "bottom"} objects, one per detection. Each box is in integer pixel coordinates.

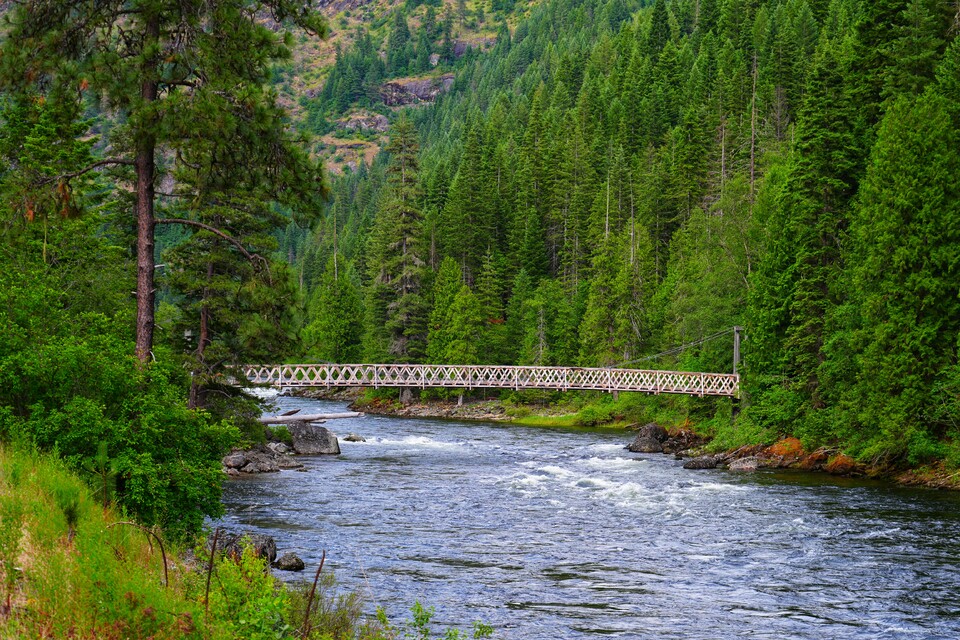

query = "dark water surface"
[{"left": 219, "top": 395, "right": 960, "bottom": 639}]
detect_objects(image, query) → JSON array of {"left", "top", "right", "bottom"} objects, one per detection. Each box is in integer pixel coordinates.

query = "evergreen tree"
[
  {"left": 836, "top": 93, "right": 960, "bottom": 460},
  {"left": 387, "top": 10, "right": 413, "bottom": 75},
  {"left": 647, "top": 0, "right": 672, "bottom": 57},
  {"left": 0, "top": 1, "right": 327, "bottom": 363},
  {"left": 426, "top": 256, "right": 464, "bottom": 362},
  {"left": 504, "top": 269, "right": 534, "bottom": 364},
  {"left": 519, "top": 280, "right": 577, "bottom": 366},
  {"left": 443, "top": 285, "right": 484, "bottom": 364},
  {"left": 365, "top": 117, "right": 428, "bottom": 362},
  {"left": 303, "top": 257, "right": 364, "bottom": 363},
  {"left": 749, "top": 36, "right": 861, "bottom": 420}
]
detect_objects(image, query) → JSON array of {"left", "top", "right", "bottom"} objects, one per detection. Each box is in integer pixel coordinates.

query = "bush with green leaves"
[{"left": 0, "top": 259, "right": 238, "bottom": 538}]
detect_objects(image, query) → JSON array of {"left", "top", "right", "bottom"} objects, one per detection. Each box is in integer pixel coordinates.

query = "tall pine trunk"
[{"left": 134, "top": 14, "right": 159, "bottom": 363}]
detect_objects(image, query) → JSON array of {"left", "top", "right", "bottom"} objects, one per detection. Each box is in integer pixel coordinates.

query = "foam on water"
[
  {"left": 374, "top": 435, "right": 467, "bottom": 450},
  {"left": 247, "top": 387, "right": 280, "bottom": 399}
]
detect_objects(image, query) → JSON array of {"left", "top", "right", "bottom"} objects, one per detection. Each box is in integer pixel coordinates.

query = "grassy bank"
[{"left": 0, "top": 444, "right": 492, "bottom": 639}]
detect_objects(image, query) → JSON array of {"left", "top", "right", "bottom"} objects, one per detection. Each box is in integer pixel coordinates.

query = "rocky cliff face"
[{"left": 380, "top": 73, "right": 455, "bottom": 106}]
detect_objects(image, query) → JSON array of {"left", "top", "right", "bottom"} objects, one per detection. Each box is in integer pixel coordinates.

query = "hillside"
[
  {"left": 276, "top": 0, "right": 539, "bottom": 172},
  {"left": 290, "top": 0, "right": 960, "bottom": 469}
]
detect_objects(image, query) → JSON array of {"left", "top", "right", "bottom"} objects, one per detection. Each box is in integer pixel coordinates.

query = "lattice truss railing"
[{"left": 241, "top": 364, "right": 740, "bottom": 397}]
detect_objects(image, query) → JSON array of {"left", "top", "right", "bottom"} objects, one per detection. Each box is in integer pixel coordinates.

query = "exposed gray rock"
[
  {"left": 248, "top": 534, "right": 277, "bottom": 563},
  {"left": 683, "top": 455, "right": 721, "bottom": 470},
  {"left": 627, "top": 436, "right": 663, "bottom": 453},
  {"left": 273, "top": 552, "right": 305, "bottom": 572},
  {"left": 277, "top": 457, "right": 305, "bottom": 470},
  {"left": 728, "top": 456, "right": 760, "bottom": 472},
  {"left": 224, "top": 446, "right": 280, "bottom": 474},
  {"left": 636, "top": 422, "right": 669, "bottom": 442},
  {"left": 343, "top": 434, "right": 366, "bottom": 442},
  {"left": 627, "top": 423, "right": 669, "bottom": 453},
  {"left": 267, "top": 442, "right": 291, "bottom": 455},
  {"left": 287, "top": 420, "right": 341, "bottom": 455},
  {"left": 337, "top": 112, "right": 389, "bottom": 133},
  {"left": 380, "top": 74, "right": 454, "bottom": 106},
  {"left": 209, "top": 532, "right": 277, "bottom": 563},
  {"left": 222, "top": 452, "right": 247, "bottom": 469}
]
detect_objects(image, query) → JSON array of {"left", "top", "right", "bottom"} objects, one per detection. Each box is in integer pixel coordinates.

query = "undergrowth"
[{"left": 0, "top": 445, "right": 494, "bottom": 639}]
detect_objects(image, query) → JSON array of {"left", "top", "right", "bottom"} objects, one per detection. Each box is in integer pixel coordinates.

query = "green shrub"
[{"left": 270, "top": 425, "right": 294, "bottom": 447}]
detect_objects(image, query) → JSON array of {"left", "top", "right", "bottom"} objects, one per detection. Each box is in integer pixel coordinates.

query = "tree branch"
[
  {"left": 154, "top": 217, "right": 270, "bottom": 273},
  {"left": 40, "top": 158, "right": 135, "bottom": 185}
]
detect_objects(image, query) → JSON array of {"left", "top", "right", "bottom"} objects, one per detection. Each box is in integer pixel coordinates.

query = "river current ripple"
[{"left": 219, "top": 396, "right": 960, "bottom": 639}]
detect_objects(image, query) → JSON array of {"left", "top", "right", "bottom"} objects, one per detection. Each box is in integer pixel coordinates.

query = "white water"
[{"left": 219, "top": 397, "right": 960, "bottom": 639}]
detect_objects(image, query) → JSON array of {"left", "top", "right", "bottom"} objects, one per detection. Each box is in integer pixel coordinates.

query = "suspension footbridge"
[{"left": 242, "top": 363, "right": 740, "bottom": 397}]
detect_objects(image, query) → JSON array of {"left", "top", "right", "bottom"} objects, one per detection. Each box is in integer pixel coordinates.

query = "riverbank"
[{"left": 292, "top": 387, "right": 960, "bottom": 491}]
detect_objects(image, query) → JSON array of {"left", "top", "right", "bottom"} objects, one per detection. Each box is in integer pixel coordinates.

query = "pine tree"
[
  {"left": 303, "top": 257, "right": 364, "bottom": 363},
  {"left": 0, "top": 1, "right": 327, "bottom": 363},
  {"left": 387, "top": 10, "right": 412, "bottom": 75},
  {"left": 750, "top": 37, "right": 861, "bottom": 418},
  {"left": 882, "top": 0, "right": 947, "bottom": 101},
  {"left": 504, "top": 269, "right": 534, "bottom": 364},
  {"left": 426, "top": 256, "right": 463, "bottom": 362},
  {"left": 442, "top": 285, "right": 484, "bottom": 364},
  {"left": 365, "top": 116, "right": 428, "bottom": 362},
  {"left": 647, "top": 0, "right": 672, "bottom": 57},
  {"left": 837, "top": 93, "right": 960, "bottom": 460},
  {"left": 519, "top": 280, "right": 577, "bottom": 366}
]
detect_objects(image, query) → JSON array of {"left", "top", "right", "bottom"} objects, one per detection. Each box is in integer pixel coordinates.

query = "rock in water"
[
  {"left": 248, "top": 534, "right": 277, "bottom": 563},
  {"left": 273, "top": 552, "right": 305, "bottom": 572},
  {"left": 343, "top": 434, "right": 366, "bottom": 442},
  {"left": 287, "top": 420, "right": 341, "bottom": 455},
  {"left": 627, "top": 436, "right": 663, "bottom": 453},
  {"left": 210, "top": 532, "right": 277, "bottom": 563},
  {"left": 267, "top": 442, "right": 291, "bottom": 455},
  {"left": 222, "top": 452, "right": 247, "bottom": 469},
  {"left": 636, "top": 422, "right": 669, "bottom": 442},
  {"left": 683, "top": 455, "right": 721, "bottom": 470},
  {"left": 627, "top": 423, "right": 668, "bottom": 453},
  {"left": 728, "top": 456, "right": 759, "bottom": 472}
]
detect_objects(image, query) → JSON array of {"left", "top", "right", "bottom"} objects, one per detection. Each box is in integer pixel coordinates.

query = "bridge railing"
[{"left": 241, "top": 364, "right": 739, "bottom": 398}]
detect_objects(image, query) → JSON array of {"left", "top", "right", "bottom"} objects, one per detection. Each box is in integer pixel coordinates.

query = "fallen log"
[{"left": 259, "top": 412, "right": 362, "bottom": 424}]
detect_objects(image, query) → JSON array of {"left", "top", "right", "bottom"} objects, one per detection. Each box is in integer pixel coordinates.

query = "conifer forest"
[
  {"left": 3, "top": 0, "right": 960, "bottom": 637},
  {"left": 0, "top": 0, "right": 959, "bottom": 587}
]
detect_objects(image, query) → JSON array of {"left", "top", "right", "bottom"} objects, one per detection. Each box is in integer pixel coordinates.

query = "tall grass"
[{"left": 0, "top": 445, "right": 493, "bottom": 639}]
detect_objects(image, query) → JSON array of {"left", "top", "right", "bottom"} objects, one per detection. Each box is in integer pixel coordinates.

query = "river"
[{"left": 218, "top": 395, "right": 960, "bottom": 639}]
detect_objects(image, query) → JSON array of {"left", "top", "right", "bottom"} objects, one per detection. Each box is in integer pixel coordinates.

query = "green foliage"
[
  {"left": 364, "top": 117, "right": 429, "bottom": 363},
  {"left": 2, "top": 446, "right": 477, "bottom": 639},
  {"left": 829, "top": 92, "right": 960, "bottom": 462},
  {"left": 270, "top": 425, "right": 295, "bottom": 447},
  {"left": 0, "top": 254, "right": 238, "bottom": 537},
  {"left": 303, "top": 256, "right": 364, "bottom": 363}
]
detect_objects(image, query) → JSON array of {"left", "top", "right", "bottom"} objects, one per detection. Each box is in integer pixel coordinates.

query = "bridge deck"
[{"left": 242, "top": 364, "right": 739, "bottom": 398}]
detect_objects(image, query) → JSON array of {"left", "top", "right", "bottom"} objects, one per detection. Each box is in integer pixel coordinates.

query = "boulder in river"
[
  {"left": 287, "top": 420, "right": 341, "bottom": 455},
  {"left": 343, "top": 433, "right": 367, "bottom": 442},
  {"left": 210, "top": 532, "right": 277, "bottom": 563},
  {"left": 636, "top": 422, "right": 669, "bottom": 442},
  {"left": 223, "top": 452, "right": 247, "bottom": 469},
  {"left": 627, "top": 436, "right": 663, "bottom": 453},
  {"left": 267, "top": 442, "right": 291, "bottom": 455},
  {"left": 627, "top": 423, "right": 668, "bottom": 453},
  {"left": 224, "top": 446, "right": 280, "bottom": 474},
  {"left": 683, "top": 455, "right": 721, "bottom": 470},
  {"left": 728, "top": 456, "right": 760, "bottom": 472},
  {"left": 273, "top": 552, "right": 305, "bottom": 572}
]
